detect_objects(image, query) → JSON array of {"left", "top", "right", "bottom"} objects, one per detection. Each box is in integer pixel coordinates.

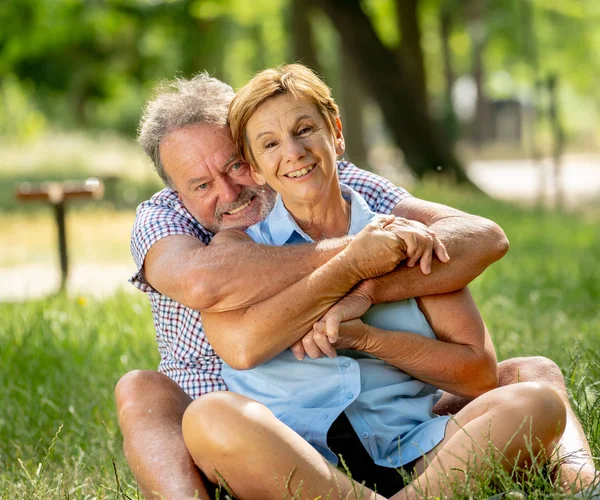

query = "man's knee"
[
  {"left": 115, "top": 370, "right": 192, "bottom": 421},
  {"left": 499, "top": 356, "right": 566, "bottom": 390}
]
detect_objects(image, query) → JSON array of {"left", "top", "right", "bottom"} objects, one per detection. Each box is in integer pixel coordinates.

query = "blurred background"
[{"left": 1, "top": 0, "right": 598, "bottom": 299}]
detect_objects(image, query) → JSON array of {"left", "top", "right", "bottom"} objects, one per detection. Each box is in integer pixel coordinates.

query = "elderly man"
[{"left": 115, "top": 73, "right": 596, "bottom": 499}]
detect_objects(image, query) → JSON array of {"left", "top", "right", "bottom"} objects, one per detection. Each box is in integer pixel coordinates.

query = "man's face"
[{"left": 160, "top": 123, "right": 276, "bottom": 233}]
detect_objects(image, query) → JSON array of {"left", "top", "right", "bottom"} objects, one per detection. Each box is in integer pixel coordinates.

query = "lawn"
[{"left": 1, "top": 183, "right": 599, "bottom": 498}]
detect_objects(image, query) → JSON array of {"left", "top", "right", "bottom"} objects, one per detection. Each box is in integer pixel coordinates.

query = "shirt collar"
[{"left": 265, "top": 183, "right": 376, "bottom": 245}]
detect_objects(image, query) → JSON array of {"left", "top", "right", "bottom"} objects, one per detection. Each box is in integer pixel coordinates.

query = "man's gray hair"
[{"left": 138, "top": 73, "right": 235, "bottom": 188}]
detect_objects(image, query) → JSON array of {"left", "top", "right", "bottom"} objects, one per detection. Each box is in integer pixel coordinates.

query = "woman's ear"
[
  {"left": 334, "top": 117, "right": 346, "bottom": 156},
  {"left": 250, "top": 167, "right": 266, "bottom": 185}
]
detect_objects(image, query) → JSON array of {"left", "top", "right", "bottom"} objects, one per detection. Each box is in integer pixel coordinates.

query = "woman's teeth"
[
  {"left": 226, "top": 199, "right": 251, "bottom": 215},
  {"left": 286, "top": 164, "right": 315, "bottom": 178}
]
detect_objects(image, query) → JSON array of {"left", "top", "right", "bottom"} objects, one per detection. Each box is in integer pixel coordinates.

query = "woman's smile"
[{"left": 284, "top": 163, "right": 317, "bottom": 179}]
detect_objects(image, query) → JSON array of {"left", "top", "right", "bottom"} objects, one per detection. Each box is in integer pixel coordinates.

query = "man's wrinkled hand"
[{"left": 344, "top": 215, "right": 408, "bottom": 280}]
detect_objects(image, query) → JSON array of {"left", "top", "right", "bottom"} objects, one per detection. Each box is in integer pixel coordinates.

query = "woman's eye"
[
  {"left": 265, "top": 142, "right": 277, "bottom": 149},
  {"left": 231, "top": 162, "right": 242, "bottom": 170},
  {"left": 298, "top": 127, "right": 312, "bottom": 135}
]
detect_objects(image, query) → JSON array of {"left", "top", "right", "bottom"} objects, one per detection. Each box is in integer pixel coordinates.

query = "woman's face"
[{"left": 245, "top": 93, "right": 345, "bottom": 205}]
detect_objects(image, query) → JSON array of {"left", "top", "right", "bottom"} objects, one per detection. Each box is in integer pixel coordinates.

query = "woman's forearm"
[{"left": 358, "top": 325, "right": 498, "bottom": 399}]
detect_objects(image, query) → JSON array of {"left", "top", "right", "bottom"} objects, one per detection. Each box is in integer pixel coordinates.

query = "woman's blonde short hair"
[{"left": 228, "top": 64, "right": 340, "bottom": 168}]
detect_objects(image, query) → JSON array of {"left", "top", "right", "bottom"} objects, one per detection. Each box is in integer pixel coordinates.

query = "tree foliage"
[{"left": 1, "top": 0, "right": 598, "bottom": 179}]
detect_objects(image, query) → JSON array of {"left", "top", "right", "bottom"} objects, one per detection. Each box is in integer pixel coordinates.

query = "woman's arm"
[{"left": 335, "top": 288, "right": 498, "bottom": 399}]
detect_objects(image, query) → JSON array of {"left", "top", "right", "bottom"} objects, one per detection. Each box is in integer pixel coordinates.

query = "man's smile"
[{"left": 225, "top": 198, "right": 253, "bottom": 215}]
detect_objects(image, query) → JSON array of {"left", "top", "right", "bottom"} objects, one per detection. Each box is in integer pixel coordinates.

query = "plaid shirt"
[{"left": 130, "top": 160, "right": 411, "bottom": 399}]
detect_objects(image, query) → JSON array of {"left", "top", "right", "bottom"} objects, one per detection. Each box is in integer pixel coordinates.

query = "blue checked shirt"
[
  {"left": 130, "top": 161, "right": 411, "bottom": 399},
  {"left": 222, "top": 185, "right": 450, "bottom": 468}
]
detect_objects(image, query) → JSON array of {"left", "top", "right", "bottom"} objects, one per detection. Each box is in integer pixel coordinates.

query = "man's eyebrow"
[
  {"left": 255, "top": 113, "right": 314, "bottom": 141},
  {"left": 221, "top": 152, "right": 239, "bottom": 169},
  {"left": 186, "top": 153, "right": 239, "bottom": 189}
]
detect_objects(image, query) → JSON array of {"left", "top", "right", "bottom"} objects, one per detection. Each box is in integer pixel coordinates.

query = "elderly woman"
[{"left": 182, "top": 64, "right": 566, "bottom": 500}]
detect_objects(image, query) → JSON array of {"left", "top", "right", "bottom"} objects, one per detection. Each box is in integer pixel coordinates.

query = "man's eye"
[{"left": 196, "top": 183, "right": 208, "bottom": 191}]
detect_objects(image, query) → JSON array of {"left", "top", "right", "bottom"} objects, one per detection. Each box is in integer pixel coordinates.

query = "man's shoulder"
[{"left": 135, "top": 189, "right": 210, "bottom": 238}]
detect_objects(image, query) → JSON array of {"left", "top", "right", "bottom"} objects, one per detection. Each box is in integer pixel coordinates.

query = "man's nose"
[{"left": 219, "top": 176, "right": 242, "bottom": 204}]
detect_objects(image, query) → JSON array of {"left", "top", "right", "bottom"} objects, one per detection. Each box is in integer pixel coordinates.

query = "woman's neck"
[{"left": 283, "top": 190, "right": 350, "bottom": 242}]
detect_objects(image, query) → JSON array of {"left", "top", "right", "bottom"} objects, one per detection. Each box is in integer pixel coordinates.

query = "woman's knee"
[{"left": 182, "top": 392, "right": 274, "bottom": 459}]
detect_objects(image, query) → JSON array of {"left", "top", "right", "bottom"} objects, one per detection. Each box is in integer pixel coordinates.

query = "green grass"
[
  {"left": 1, "top": 183, "right": 599, "bottom": 498},
  {"left": 0, "top": 292, "right": 158, "bottom": 498}
]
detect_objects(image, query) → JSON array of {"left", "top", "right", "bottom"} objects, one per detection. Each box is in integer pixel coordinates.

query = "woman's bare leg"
[
  {"left": 434, "top": 356, "right": 596, "bottom": 491},
  {"left": 392, "top": 382, "right": 567, "bottom": 500},
  {"left": 182, "top": 391, "right": 385, "bottom": 500}
]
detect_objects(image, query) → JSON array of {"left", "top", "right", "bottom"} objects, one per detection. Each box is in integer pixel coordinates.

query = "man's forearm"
[
  {"left": 202, "top": 248, "right": 364, "bottom": 369},
  {"left": 145, "top": 234, "right": 350, "bottom": 312},
  {"left": 371, "top": 199, "right": 509, "bottom": 303}
]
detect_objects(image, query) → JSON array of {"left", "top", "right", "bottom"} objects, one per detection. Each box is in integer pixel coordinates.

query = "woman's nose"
[{"left": 283, "top": 137, "right": 305, "bottom": 162}]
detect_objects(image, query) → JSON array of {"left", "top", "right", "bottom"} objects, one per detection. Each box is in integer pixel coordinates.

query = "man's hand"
[{"left": 343, "top": 215, "right": 409, "bottom": 280}]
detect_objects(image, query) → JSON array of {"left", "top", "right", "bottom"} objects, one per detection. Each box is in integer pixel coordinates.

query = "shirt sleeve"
[
  {"left": 129, "top": 191, "right": 211, "bottom": 292},
  {"left": 337, "top": 160, "right": 411, "bottom": 215}
]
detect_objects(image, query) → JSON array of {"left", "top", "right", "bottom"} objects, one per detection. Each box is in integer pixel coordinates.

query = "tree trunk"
[
  {"left": 289, "top": 0, "right": 322, "bottom": 75},
  {"left": 309, "top": 0, "right": 476, "bottom": 186},
  {"left": 396, "top": 0, "right": 428, "bottom": 112},
  {"left": 339, "top": 46, "right": 370, "bottom": 171}
]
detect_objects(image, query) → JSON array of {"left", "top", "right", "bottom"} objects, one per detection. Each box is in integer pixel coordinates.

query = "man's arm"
[
  {"left": 144, "top": 234, "right": 349, "bottom": 312},
  {"left": 368, "top": 196, "right": 509, "bottom": 303}
]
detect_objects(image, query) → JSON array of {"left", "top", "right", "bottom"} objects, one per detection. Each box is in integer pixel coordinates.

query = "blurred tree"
[{"left": 310, "top": 0, "right": 474, "bottom": 184}]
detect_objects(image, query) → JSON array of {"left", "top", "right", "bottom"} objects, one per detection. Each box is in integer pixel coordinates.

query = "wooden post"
[{"left": 16, "top": 178, "right": 104, "bottom": 292}]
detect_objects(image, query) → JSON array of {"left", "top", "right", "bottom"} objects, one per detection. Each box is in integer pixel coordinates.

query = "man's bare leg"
[
  {"left": 115, "top": 370, "right": 209, "bottom": 500},
  {"left": 434, "top": 356, "right": 597, "bottom": 491},
  {"left": 182, "top": 391, "right": 384, "bottom": 500}
]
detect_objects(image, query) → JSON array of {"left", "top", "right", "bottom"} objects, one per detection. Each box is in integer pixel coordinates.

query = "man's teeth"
[
  {"left": 286, "top": 164, "right": 315, "bottom": 178},
  {"left": 226, "top": 200, "right": 251, "bottom": 215}
]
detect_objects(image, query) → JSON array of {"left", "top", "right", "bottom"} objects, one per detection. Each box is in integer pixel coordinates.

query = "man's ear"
[
  {"left": 250, "top": 167, "right": 266, "bottom": 185},
  {"left": 334, "top": 117, "right": 346, "bottom": 156}
]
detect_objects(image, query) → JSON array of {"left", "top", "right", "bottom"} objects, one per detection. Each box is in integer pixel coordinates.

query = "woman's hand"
[
  {"left": 383, "top": 217, "right": 449, "bottom": 275},
  {"left": 290, "top": 317, "right": 370, "bottom": 360}
]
